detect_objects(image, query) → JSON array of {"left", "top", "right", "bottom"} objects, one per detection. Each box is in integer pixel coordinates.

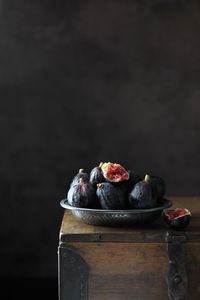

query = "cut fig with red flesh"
[
  {"left": 163, "top": 208, "right": 191, "bottom": 230},
  {"left": 101, "top": 162, "right": 130, "bottom": 183}
]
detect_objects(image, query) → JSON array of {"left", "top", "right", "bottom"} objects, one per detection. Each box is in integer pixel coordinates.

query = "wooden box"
[{"left": 58, "top": 197, "right": 200, "bottom": 300}]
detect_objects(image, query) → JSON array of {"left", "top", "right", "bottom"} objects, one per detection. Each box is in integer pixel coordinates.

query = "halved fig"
[
  {"left": 163, "top": 208, "right": 191, "bottom": 230},
  {"left": 101, "top": 162, "right": 130, "bottom": 183}
]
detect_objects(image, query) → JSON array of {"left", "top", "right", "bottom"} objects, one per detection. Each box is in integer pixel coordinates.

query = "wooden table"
[{"left": 58, "top": 197, "right": 200, "bottom": 300}]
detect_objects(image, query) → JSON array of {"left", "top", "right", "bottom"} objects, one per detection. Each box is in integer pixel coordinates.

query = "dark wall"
[{"left": 1, "top": 0, "right": 200, "bottom": 279}]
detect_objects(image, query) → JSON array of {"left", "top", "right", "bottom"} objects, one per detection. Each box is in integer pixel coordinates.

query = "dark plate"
[{"left": 60, "top": 198, "right": 172, "bottom": 226}]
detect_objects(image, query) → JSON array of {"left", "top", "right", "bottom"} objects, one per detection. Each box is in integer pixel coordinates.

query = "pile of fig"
[{"left": 67, "top": 162, "right": 166, "bottom": 210}]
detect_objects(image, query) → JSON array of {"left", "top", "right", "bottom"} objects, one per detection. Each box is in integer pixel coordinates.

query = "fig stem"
[{"left": 144, "top": 174, "right": 150, "bottom": 182}]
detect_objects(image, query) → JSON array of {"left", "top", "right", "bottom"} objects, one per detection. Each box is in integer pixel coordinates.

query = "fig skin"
[
  {"left": 70, "top": 169, "right": 89, "bottom": 187},
  {"left": 96, "top": 182, "right": 127, "bottom": 210},
  {"left": 105, "top": 170, "right": 142, "bottom": 201},
  {"left": 124, "top": 170, "right": 142, "bottom": 191},
  {"left": 150, "top": 176, "right": 166, "bottom": 201},
  {"left": 89, "top": 162, "right": 105, "bottom": 187},
  {"left": 128, "top": 175, "right": 158, "bottom": 209},
  {"left": 163, "top": 209, "right": 191, "bottom": 230},
  {"left": 67, "top": 178, "right": 96, "bottom": 208}
]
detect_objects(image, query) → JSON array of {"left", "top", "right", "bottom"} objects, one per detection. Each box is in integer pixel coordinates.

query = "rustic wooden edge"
[
  {"left": 58, "top": 244, "right": 89, "bottom": 300},
  {"left": 60, "top": 230, "right": 200, "bottom": 243}
]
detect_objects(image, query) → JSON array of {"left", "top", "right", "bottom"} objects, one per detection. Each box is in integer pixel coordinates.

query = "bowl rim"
[{"left": 60, "top": 198, "right": 172, "bottom": 214}]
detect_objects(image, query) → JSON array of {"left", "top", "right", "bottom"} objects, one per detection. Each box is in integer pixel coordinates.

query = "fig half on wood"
[{"left": 163, "top": 208, "right": 191, "bottom": 230}]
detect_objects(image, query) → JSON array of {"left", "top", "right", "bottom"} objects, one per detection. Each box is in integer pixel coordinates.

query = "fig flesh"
[
  {"left": 128, "top": 174, "right": 157, "bottom": 209},
  {"left": 163, "top": 208, "right": 191, "bottom": 230},
  {"left": 101, "top": 162, "right": 129, "bottom": 183},
  {"left": 68, "top": 178, "right": 96, "bottom": 208},
  {"left": 96, "top": 182, "right": 126, "bottom": 209}
]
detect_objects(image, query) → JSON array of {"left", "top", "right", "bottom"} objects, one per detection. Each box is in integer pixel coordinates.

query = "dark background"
[{"left": 1, "top": 0, "right": 200, "bottom": 299}]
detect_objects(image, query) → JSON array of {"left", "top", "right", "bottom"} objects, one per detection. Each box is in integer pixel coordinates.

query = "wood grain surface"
[
  {"left": 60, "top": 197, "right": 200, "bottom": 243},
  {"left": 59, "top": 197, "right": 200, "bottom": 300},
  {"left": 65, "top": 241, "right": 200, "bottom": 300}
]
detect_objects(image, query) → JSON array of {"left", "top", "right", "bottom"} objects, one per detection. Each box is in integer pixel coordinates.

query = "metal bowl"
[{"left": 60, "top": 198, "right": 172, "bottom": 227}]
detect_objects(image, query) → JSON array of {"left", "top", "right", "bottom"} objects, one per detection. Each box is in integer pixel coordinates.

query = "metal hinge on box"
[{"left": 165, "top": 232, "right": 188, "bottom": 300}]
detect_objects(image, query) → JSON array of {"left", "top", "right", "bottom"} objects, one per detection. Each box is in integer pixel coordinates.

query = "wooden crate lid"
[{"left": 59, "top": 197, "right": 200, "bottom": 243}]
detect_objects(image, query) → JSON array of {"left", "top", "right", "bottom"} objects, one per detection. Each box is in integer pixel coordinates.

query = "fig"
[
  {"left": 70, "top": 168, "right": 89, "bottom": 187},
  {"left": 128, "top": 174, "right": 158, "bottom": 209},
  {"left": 163, "top": 208, "right": 191, "bottom": 230},
  {"left": 150, "top": 175, "right": 166, "bottom": 200},
  {"left": 125, "top": 170, "right": 142, "bottom": 190},
  {"left": 89, "top": 162, "right": 105, "bottom": 187},
  {"left": 96, "top": 182, "right": 126, "bottom": 209},
  {"left": 67, "top": 178, "right": 96, "bottom": 208},
  {"left": 101, "top": 162, "right": 129, "bottom": 183}
]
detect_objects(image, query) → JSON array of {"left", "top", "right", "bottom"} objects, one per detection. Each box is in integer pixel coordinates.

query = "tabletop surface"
[{"left": 59, "top": 197, "right": 200, "bottom": 243}]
